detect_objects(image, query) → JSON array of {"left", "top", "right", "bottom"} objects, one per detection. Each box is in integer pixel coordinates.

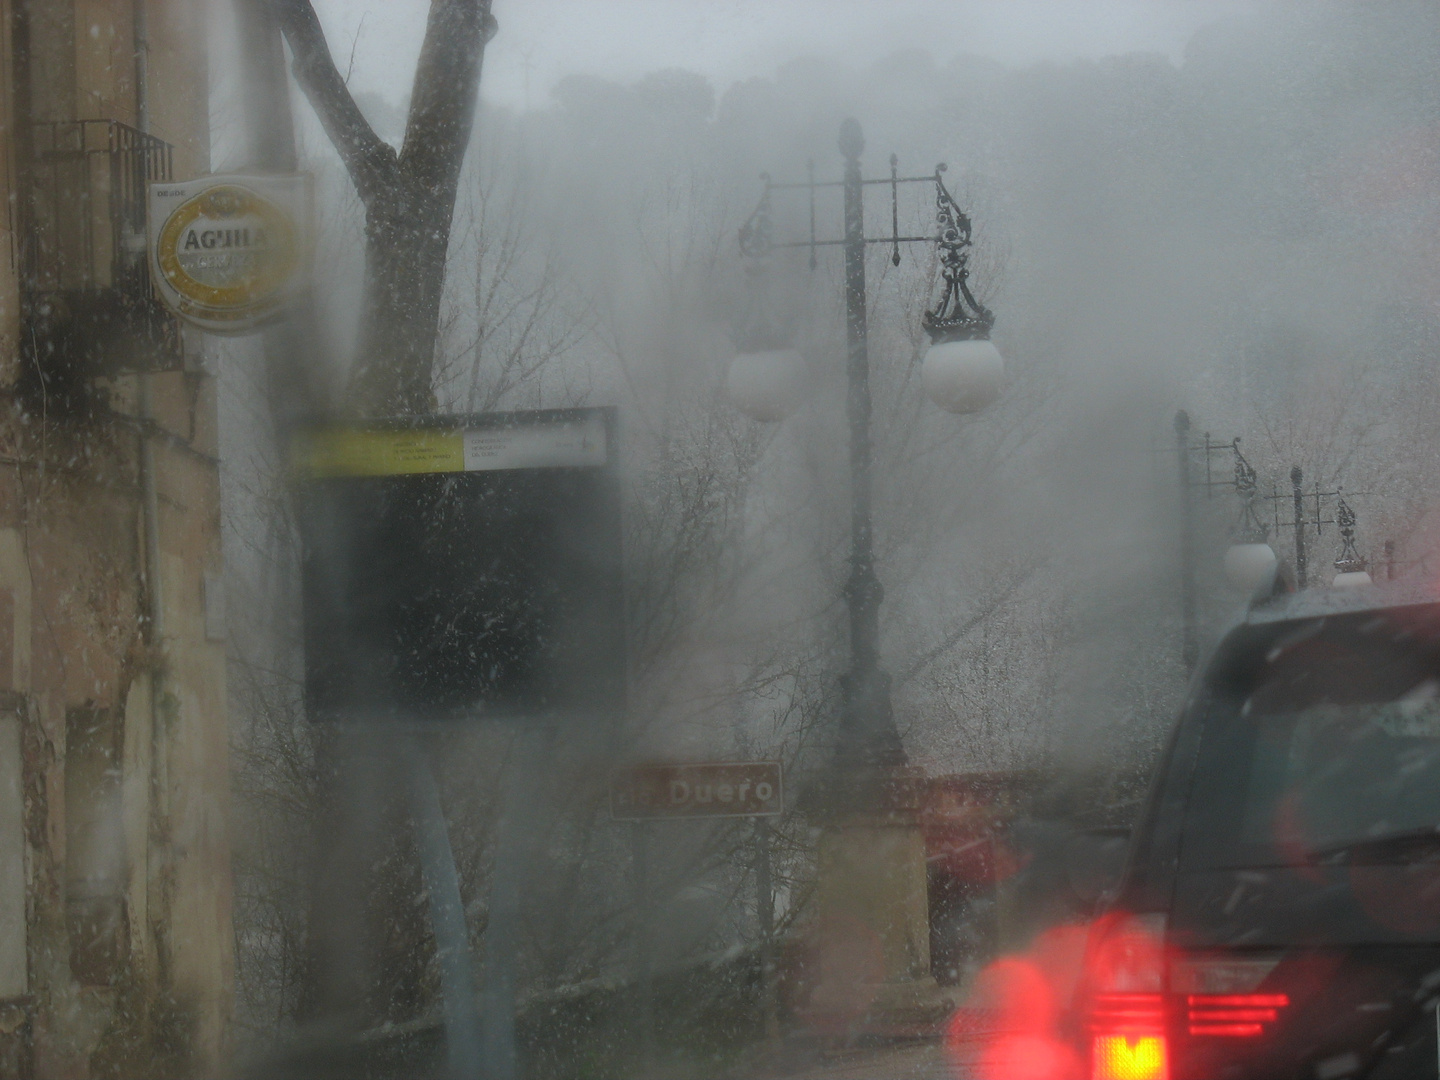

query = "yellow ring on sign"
[{"left": 156, "top": 184, "right": 299, "bottom": 314}]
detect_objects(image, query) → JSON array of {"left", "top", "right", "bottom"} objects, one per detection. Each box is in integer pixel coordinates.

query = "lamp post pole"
[
  {"left": 1174, "top": 410, "right": 1198, "bottom": 674},
  {"left": 1291, "top": 465, "right": 1308, "bottom": 589},
  {"left": 836, "top": 119, "right": 905, "bottom": 781}
]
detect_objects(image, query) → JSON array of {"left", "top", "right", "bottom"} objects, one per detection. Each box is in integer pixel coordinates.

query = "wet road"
[{"left": 734, "top": 1039, "right": 971, "bottom": 1080}]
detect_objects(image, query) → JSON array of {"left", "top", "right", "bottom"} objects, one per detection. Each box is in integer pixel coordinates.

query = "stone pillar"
[
  {"left": 801, "top": 776, "right": 954, "bottom": 1040},
  {"left": 815, "top": 819, "right": 931, "bottom": 982}
]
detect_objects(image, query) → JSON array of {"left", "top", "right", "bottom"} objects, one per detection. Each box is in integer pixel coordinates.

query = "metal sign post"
[
  {"left": 610, "top": 762, "right": 784, "bottom": 1059},
  {"left": 629, "top": 822, "right": 656, "bottom": 1067},
  {"left": 480, "top": 724, "right": 554, "bottom": 1080},
  {"left": 753, "top": 816, "right": 779, "bottom": 1041},
  {"left": 401, "top": 737, "right": 482, "bottom": 1080}
]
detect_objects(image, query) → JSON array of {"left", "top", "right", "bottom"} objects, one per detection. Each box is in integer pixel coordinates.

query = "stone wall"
[{"left": 0, "top": 0, "right": 230, "bottom": 1075}]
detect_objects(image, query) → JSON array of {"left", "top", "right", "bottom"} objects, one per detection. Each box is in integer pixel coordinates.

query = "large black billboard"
[{"left": 294, "top": 408, "right": 624, "bottom": 723}]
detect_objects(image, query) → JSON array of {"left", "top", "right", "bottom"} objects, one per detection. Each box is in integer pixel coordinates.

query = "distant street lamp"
[
  {"left": 726, "top": 346, "right": 809, "bottom": 421},
  {"left": 1174, "top": 411, "right": 1198, "bottom": 672},
  {"left": 1222, "top": 439, "right": 1277, "bottom": 594},
  {"left": 1264, "top": 469, "right": 1350, "bottom": 590},
  {"left": 1224, "top": 542, "right": 1279, "bottom": 594},
  {"left": 1179, "top": 429, "right": 1371, "bottom": 597},
  {"left": 733, "top": 118, "right": 1002, "bottom": 792},
  {"left": 1332, "top": 495, "right": 1373, "bottom": 588},
  {"left": 1174, "top": 418, "right": 1279, "bottom": 668}
]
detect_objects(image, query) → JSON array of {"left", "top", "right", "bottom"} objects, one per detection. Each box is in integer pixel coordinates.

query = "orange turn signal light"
[{"left": 1093, "top": 1034, "right": 1168, "bottom": 1080}]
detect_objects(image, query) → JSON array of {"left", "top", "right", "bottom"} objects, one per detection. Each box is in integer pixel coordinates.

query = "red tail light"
[
  {"left": 1186, "top": 993, "right": 1289, "bottom": 1037},
  {"left": 1084, "top": 915, "right": 1169, "bottom": 1080},
  {"left": 1172, "top": 954, "right": 1287, "bottom": 1037},
  {"left": 1092, "top": 993, "right": 1166, "bottom": 1031}
]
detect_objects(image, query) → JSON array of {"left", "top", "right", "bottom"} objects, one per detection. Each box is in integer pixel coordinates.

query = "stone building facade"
[{"left": 0, "top": 0, "right": 231, "bottom": 1075}]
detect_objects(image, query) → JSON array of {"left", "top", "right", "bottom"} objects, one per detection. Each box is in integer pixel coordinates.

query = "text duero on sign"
[{"left": 610, "top": 762, "right": 782, "bottom": 820}]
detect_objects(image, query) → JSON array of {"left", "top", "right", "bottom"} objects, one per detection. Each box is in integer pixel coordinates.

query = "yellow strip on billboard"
[{"left": 294, "top": 428, "right": 465, "bottom": 477}]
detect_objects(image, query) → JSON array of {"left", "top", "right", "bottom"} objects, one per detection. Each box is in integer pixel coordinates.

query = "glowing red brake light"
[
  {"left": 1090, "top": 997, "right": 1168, "bottom": 1080},
  {"left": 1187, "top": 993, "right": 1289, "bottom": 1037},
  {"left": 1092, "top": 1034, "right": 1169, "bottom": 1080},
  {"left": 1092, "top": 993, "right": 1165, "bottom": 1031},
  {"left": 1085, "top": 915, "right": 1169, "bottom": 1080}
]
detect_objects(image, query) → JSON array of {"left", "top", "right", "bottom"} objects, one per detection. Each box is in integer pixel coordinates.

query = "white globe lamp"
[
  {"left": 726, "top": 347, "right": 810, "bottom": 422},
  {"left": 1333, "top": 570, "right": 1373, "bottom": 588},
  {"left": 1224, "top": 542, "right": 1278, "bottom": 593},
  {"left": 922, "top": 337, "right": 1004, "bottom": 414}
]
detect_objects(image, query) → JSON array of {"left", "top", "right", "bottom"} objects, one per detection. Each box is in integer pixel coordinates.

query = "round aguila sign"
[{"left": 150, "top": 174, "right": 310, "bottom": 334}]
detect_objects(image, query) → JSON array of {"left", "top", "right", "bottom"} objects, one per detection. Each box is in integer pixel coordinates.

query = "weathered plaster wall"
[{"left": 0, "top": 0, "right": 229, "bottom": 1075}]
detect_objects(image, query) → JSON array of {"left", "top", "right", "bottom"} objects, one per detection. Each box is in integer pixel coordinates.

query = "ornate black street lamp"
[
  {"left": 1332, "top": 496, "right": 1373, "bottom": 587},
  {"left": 732, "top": 119, "right": 1002, "bottom": 801},
  {"left": 1219, "top": 440, "right": 1279, "bottom": 594}
]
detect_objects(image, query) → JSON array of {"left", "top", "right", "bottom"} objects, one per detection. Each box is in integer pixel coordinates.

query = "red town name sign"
[{"left": 610, "top": 762, "right": 783, "bottom": 820}]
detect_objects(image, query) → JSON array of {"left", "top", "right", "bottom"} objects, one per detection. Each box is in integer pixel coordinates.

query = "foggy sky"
[
  {"left": 310, "top": 0, "right": 1260, "bottom": 113},
  {"left": 236, "top": 0, "right": 1440, "bottom": 773}
]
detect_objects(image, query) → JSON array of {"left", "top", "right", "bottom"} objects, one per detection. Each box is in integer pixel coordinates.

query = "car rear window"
[{"left": 1180, "top": 605, "right": 1440, "bottom": 870}]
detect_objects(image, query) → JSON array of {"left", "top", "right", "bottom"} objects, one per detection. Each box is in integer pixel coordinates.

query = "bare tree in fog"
[
  {"left": 273, "top": 0, "right": 498, "bottom": 413},
  {"left": 435, "top": 155, "right": 592, "bottom": 412}
]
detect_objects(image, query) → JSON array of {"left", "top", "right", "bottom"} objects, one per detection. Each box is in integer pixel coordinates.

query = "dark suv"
[{"left": 1073, "top": 584, "right": 1440, "bottom": 1080}]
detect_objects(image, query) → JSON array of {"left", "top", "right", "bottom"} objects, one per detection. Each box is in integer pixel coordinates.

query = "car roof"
[{"left": 1245, "top": 578, "right": 1440, "bottom": 626}]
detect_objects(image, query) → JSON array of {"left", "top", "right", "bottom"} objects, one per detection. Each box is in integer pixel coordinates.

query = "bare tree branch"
[
  {"left": 273, "top": 0, "right": 500, "bottom": 411},
  {"left": 899, "top": 566, "right": 1039, "bottom": 686},
  {"left": 399, "top": 0, "right": 498, "bottom": 189},
  {"left": 270, "top": 0, "right": 398, "bottom": 203},
  {"left": 343, "top": 13, "right": 367, "bottom": 86}
]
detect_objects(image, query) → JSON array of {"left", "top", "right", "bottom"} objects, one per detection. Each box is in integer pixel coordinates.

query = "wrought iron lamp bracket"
[
  {"left": 921, "top": 164, "right": 995, "bottom": 345},
  {"left": 1187, "top": 432, "right": 1269, "bottom": 544},
  {"left": 736, "top": 158, "right": 997, "bottom": 346},
  {"left": 1266, "top": 484, "right": 1348, "bottom": 535},
  {"left": 1229, "top": 443, "right": 1270, "bottom": 544}
]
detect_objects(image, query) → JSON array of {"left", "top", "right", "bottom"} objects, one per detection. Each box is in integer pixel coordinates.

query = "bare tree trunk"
[
  {"left": 356, "top": 189, "right": 455, "bottom": 411},
  {"left": 272, "top": 0, "right": 497, "bottom": 415},
  {"left": 239, "top": 0, "right": 497, "bottom": 1040}
]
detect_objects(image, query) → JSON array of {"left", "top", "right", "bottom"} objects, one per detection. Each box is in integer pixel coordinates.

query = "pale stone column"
[
  {"left": 801, "top": 775, "right": 956, "bottom": 1040},
  {"left": 815, "top": 820, "right": 931, "bottom": 982}
]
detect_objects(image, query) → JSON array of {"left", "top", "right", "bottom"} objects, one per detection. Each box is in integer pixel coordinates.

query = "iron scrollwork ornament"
[
  {"left": 734, "top": 175, "right": 789, "bottom": 352},
  {"left": 922, "top": 165, "right": 995, "bottom": 345},
  {"left": 1232, "top": 443, "right": 1269, "bottom": 545},
  {"left": 1334, "top": 496, "right": 1367, "bottom": 574},
  {"left": 738, "top": 174, "right": 774, "bottom": 259}
]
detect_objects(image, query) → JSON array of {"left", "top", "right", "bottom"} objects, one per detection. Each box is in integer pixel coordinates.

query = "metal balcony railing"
[
  {"left": 27, "top": 119, "right": 172, "bottom": 293},
  {"left": 20, "top": 120, "right": 185, "bottom": 388}
]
